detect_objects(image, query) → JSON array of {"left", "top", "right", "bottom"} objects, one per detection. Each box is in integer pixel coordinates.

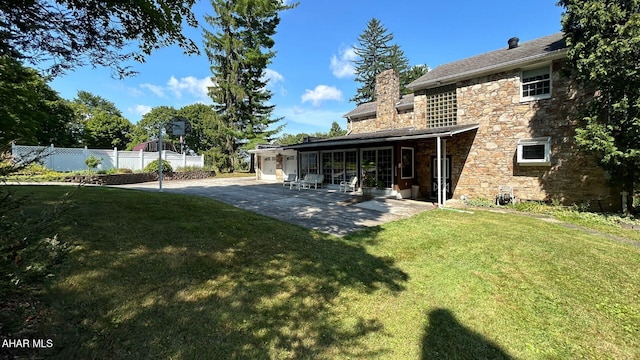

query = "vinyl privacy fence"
[{"left": 11, "top": 143, "right": 204, "bottom": 172}]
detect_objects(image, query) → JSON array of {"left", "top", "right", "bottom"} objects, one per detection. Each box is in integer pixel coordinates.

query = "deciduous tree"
[
  {"left": 126, "top": 106, "right": 179, "bottom": 150},
  {"left": 559, "top": 0, "right": 640, "bottom": 213},
  {"left": 70, "top": 91, "right": 133, "bottom": 149},
  {"left": 0, "top": 0, "right": 200, "bottom": 78},
  {"left": 0, "top": 56, "right": 75, "bottom": 147}
]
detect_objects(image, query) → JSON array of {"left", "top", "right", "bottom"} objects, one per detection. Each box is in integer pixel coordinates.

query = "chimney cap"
[{"left": 508, "top": 37, "right": 519, "bottom": 49}]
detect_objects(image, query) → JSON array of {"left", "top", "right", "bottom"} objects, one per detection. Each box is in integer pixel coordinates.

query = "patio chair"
[
  {"left": 290, "top": 173, "right": 311, "bottom": 190},
  {"left": 283, "top": 173, "right": 297, "bottom": 187},
  {"left": 339, "top": 176, "right": 358, "bottom": 193}
]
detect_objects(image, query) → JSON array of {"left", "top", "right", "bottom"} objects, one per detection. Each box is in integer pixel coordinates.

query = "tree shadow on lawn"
[
  {"left": 41, "top": 195, "right": 408, "bottom": 359},
  {"left": 421, "top": 308, "right": 513, "bottom": 360}
]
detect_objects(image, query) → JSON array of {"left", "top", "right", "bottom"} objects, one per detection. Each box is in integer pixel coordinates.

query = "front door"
[{"left": 431, "top": 155, "right": 452, "bottom": 199}]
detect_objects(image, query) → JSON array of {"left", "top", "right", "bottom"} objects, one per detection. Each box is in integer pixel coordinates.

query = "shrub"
[
  {"left": 175, "top": 165, "right": 204, "bottom": 172},
  {"left": 84, "top": 155, "right": 102, "bottom": 172},
  {"left": 144, "top": 160, "right": 173, "bottom": 173}
]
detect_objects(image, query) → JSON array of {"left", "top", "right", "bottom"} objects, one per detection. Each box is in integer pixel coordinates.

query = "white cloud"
[
  {"left": 140, "top": 83, "right": 166, "bottom": 98},
  {"left": 263, "top": 68, "right": 284, "bottom": 85},
  {"left": 330, "top": 47, "right": 357, "bottom": 79},
  {"left": 167, "top": 76, "right": 214, "bottom": 100},
  {"left": 141, "top": 76, "right": 214, "bottom": 101},
  {"left": 130, "top": 104, "right": 152, "bottom": 116},
  {"left": 301, "top": 85, "right": 343, "bottom": 106}
]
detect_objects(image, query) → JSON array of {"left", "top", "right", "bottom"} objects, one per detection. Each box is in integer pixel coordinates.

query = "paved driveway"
[{"left": 112, "top": 177, "right": 435, "bottom": 237}]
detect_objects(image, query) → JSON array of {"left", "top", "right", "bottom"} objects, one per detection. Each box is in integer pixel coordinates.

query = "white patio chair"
[
  {"left": 339, "top": 176, "right": 358, "bottom": 193},
  {"left": 283, "top": 173, "right": 296, "bottom": 187}
]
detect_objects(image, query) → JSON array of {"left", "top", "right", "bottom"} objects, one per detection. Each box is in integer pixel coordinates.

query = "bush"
[
  {"left": 144, "top": 160, "right": 173, "bottom": 173},
  {"left": 175, "top": 165, "right": 204, "bottom": 172}
]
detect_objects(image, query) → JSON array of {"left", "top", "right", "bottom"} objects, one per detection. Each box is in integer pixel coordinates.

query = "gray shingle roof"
[
  {"left": 396, "top": 94, "right": 414, "bottom": 110},
  {"left": 343, "top": 94, "right": 414, "bottom": 119},
  {"left": 285, "top": 124, "right": 479, "bottom": 150},
  {"left": 408, "top": 32, "right": 567, "bottom": 91},
  {"left": 343, "top": 101, "right": 376, "bottom": 119}
]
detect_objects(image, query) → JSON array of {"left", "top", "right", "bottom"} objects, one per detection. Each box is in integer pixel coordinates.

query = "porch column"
[
  {"left": 436, "top": 137, "right": 447, "bottom": 208},
  {"left": 441, "top": 139, "right": 447, "bottom": 207},
  {"left": 437, "top": 137, "right": 442, "bottom": 207}
]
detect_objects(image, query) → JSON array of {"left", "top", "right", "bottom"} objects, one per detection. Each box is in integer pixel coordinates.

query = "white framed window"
[
  {"left": 521, "top": 66, "right": 551, "bottom": 101},
  {"left": 517, "top": 137, "right": 551, "bottom": 166}
]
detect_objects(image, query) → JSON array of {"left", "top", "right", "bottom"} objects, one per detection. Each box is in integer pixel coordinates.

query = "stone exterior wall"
[
  {"left": 350, "top": 114, "right": 379, "bottom": 133},
  {"left": 375, "top": 69, "right": 400, "bottom": 130},
  {"left": 397, "top": 110, "right": 415, "bottom": 129},
  {"left": 345, "top": 59, "right": 617, "bottom": 209},
  {"left": 439, "top": 60, "right": 617, "bottom": 209}
]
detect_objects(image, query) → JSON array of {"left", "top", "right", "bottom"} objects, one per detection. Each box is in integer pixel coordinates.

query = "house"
[{"left": 255, "top": 32, "right": 620, "bottom": 210}]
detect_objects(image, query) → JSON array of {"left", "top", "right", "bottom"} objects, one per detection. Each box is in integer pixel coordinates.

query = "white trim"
[{"left": 517, "top": 137, "right": 551, "bottom": 166}]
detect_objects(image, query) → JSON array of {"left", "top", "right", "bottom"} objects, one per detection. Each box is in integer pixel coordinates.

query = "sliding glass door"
[{"left": 320, "top": 150, "right": 357, "bottom": 185}]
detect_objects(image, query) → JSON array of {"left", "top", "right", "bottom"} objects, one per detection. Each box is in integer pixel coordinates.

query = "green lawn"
[{"left": 4, "top": 186, "right": 640, "bottom": 359}]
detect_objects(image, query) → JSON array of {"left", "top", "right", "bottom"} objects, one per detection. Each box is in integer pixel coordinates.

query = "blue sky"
[{"left": 49, "top": 0, "right": 564, "bottom": 136}]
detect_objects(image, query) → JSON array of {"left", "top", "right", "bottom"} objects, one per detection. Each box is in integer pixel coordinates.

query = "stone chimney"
[{"left": 375, "top": 69, "right": 400, "bottom": 129}]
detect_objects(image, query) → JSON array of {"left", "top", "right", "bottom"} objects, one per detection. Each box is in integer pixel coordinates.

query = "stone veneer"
[
  {"left": 413, "top": 60, "right": 618, "bottom": 209},
  {"left": 347, "top": 60, "right": 618, "bottom": 209}
]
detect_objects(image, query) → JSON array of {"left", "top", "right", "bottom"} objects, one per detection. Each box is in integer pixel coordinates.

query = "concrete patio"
[{"left": 112, "top": 177, "right": 435, "bottom": 237}]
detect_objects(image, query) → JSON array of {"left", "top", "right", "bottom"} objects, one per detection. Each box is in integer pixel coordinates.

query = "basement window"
[{"left": 517, "top": 137, "right": 551, "bottom": 166}]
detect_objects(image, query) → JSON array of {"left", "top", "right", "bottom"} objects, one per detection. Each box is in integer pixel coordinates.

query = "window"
[
  {"left": 299, "top": 152, "right": 318, "bottom": 177},
  {"left": 321, "top": 150, "right": 357, "bottom": 185},
  {"left": 361, "top": 147, "right": 393, "bottom": 188},
  {"left": 517, "top": 137, "right": 551, "bottom": 166},
  {"left": 521, "top": 66, "right": 551, "bottom": 101},
  {"left": 401, "top": 147, "right": 414, "bottom": 179},
  {"left": 426, "top": 84, "right": 457, "bottom": 128}
]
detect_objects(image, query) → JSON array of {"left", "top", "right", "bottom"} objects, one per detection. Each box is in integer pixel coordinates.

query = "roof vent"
[{"left": 508, "top": 37, "right": 519, "bottom": 49}]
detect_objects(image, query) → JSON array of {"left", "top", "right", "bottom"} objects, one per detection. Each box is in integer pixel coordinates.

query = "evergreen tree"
[
  {"left": 351, "top": 19, "right": 428, "bottom": 103},
  {"left": 559, "top": 0, "right": 640, "bottom": 214},
  {"left": 351, "top": 18, "right": 396, "bottom": 105},
  {"left": 401, "top": 64, "right": 429, "bottom": 95},
  {"left": 204, "top": 0, "right": 295, "bottom": 172}
]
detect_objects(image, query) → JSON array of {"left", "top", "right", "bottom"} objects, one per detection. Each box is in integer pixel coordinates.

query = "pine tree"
[
  {"left": 351, "top": 18, "right": 395, "bottom": 105},
  {"left": 351, "top": 19, "right": 427, "bottom": 104},
  {"left": 204, "top": 0, "right": 295, "bottom": 172},
  {"left": 559, "top": 0, "right": 640, "bottom": 214}
]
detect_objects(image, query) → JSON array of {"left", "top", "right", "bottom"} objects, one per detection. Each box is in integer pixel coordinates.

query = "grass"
[{"left": 2, "top": 185, "right": 639, "bottom": 359}]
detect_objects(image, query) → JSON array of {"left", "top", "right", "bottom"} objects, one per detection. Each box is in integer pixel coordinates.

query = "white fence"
[{"left": 11, "top": 143, "right": 204, "bottom": 172}]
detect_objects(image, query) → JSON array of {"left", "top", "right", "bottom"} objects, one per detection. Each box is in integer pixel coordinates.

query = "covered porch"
[{"left": 285, "top": 124, "right": 479, "bottom": 207}]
